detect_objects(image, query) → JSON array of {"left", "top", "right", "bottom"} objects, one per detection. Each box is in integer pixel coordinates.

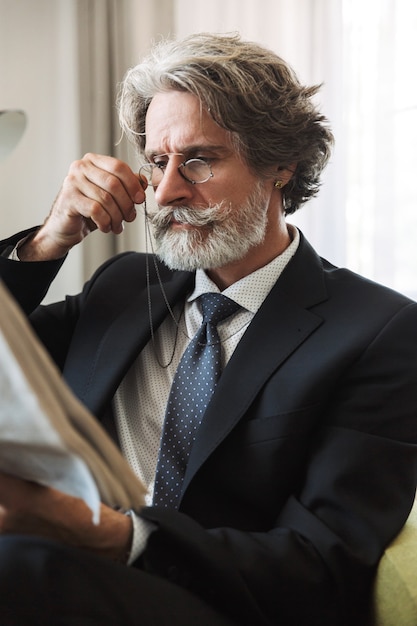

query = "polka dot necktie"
[{"left": 153, "top": 292, "right": 241, "bottom": 508}]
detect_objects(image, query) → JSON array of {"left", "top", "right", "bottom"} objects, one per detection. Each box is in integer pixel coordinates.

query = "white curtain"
[{"left": 342, "top": 0, "right": 417, "bottom": 300}]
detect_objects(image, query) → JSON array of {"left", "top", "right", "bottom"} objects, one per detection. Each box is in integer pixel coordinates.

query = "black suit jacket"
[{"left": 1, "top": 228, "right": 417, "bottom": 626}]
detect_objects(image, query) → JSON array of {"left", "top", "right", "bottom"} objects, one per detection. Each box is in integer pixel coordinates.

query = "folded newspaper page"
[{"left": 0, "top": 280, "right": 146, "bottom": 523}]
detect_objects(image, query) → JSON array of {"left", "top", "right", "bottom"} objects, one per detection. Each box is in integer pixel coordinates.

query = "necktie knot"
[{"left": 199, "top": 292, "right": 240, "bottom": 328}]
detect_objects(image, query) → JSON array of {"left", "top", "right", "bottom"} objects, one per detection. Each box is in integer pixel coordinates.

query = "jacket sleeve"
[{"left": 0, "top": 228, "right": 65, "bottom": 314}]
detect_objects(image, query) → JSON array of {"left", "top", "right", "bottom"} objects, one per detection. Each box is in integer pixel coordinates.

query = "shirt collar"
[{"left": 188, "top": 224, "right": 300, "bottom": 314}]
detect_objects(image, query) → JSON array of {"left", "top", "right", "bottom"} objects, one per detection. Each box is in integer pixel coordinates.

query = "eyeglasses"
[{"left": 139, "top": 156, "right": 214, "bottom": 187}]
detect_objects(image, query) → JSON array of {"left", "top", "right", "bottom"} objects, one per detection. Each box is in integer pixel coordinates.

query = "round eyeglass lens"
[
  {"left": 139, "top": 158, "right": 213, "bottom": 187},
  {"left": 180, "top": 159, "right": 213, "bottom": 184}
]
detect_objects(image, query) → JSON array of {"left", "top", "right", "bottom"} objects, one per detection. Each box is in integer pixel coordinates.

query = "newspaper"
[{"left": 0, "top": 280, "right": 146, "bottom": 523}]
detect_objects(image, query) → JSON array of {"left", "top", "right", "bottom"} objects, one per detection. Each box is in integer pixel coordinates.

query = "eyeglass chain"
[{"left": 144, "top": 200, "right": 183, "bottom": 368}]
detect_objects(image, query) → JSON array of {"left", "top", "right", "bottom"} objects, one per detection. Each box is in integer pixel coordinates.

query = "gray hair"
[{"left": 117, "top": 32, "right": 334, "bottom": 214}]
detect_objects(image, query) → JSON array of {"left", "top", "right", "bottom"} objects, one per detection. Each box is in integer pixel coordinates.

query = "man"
[{"left": 0, "top": 32, "right": 416, "bottom": 626}]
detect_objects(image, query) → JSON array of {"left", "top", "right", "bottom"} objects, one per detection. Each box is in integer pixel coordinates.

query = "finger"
[
  {"left": 86, "top": 153, "right": 146, "bottom": 207},
  {"left": 46, "top": 153, "right": 145, "bottom": 244},
  {"left": 53, "top": 176, "right": 118, "bottom": 236},
  {"left": 73, "top": 155, "right": 144, "bottom": 234},
  {"left": 66, "top": 165, "right": 132, "bottom": 234}
]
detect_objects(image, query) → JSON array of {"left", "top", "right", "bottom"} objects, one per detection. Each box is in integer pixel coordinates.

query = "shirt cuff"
[
  {"left": 126, "top": 510, "right": 156, "bottom": 565},
  {"left": 7, "top": 236, "right": 31, "bottom": 260}
]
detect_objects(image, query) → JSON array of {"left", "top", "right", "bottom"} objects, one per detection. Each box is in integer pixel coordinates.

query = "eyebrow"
[{"left": 144, "top": 144, "right": 230, "bottom": 161}]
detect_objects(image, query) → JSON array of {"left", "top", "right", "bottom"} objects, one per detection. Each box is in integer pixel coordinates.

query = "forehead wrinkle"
[{"left": 144, "top": 144, "right": 230, "bottom": 161}]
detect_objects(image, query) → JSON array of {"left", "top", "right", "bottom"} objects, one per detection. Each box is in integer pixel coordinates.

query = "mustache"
[{"left": 145, "top": 202, "right": 231, "bottom": 229}]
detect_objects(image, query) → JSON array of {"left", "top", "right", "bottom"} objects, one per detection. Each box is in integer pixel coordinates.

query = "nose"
[{"left": 153, "top": 160, "right": 194, "bottom": 206}]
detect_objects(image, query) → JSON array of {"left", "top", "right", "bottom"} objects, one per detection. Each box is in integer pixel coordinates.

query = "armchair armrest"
[{"left": 372, "top": 500, "right": 417, "bottom": 625}]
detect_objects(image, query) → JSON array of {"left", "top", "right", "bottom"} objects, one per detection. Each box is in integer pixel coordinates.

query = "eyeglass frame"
[{"left": 139, "top": 153, "right": 214, "bottom": 187}]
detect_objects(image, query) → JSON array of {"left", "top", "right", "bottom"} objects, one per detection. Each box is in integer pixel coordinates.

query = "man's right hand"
[
  {"left": 18, "top": 153, "right": 146, "bottom": 261},
  {"left": 0, "top": 472, "right": 134, "bottom": 564}
]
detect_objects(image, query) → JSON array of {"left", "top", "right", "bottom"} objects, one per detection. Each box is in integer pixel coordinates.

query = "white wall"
[{"left": 0, "top": 0, "right": 84, "bottom": 301}]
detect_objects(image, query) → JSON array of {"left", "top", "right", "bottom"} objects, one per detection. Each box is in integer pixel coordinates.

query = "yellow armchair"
[{"left": 372, "top": 500, "right": 417, "bottom": 625}]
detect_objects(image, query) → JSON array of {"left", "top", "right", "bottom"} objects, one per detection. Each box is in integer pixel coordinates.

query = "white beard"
[{"left": 145, "top": 182, "right": 269, "bottom": 272}]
